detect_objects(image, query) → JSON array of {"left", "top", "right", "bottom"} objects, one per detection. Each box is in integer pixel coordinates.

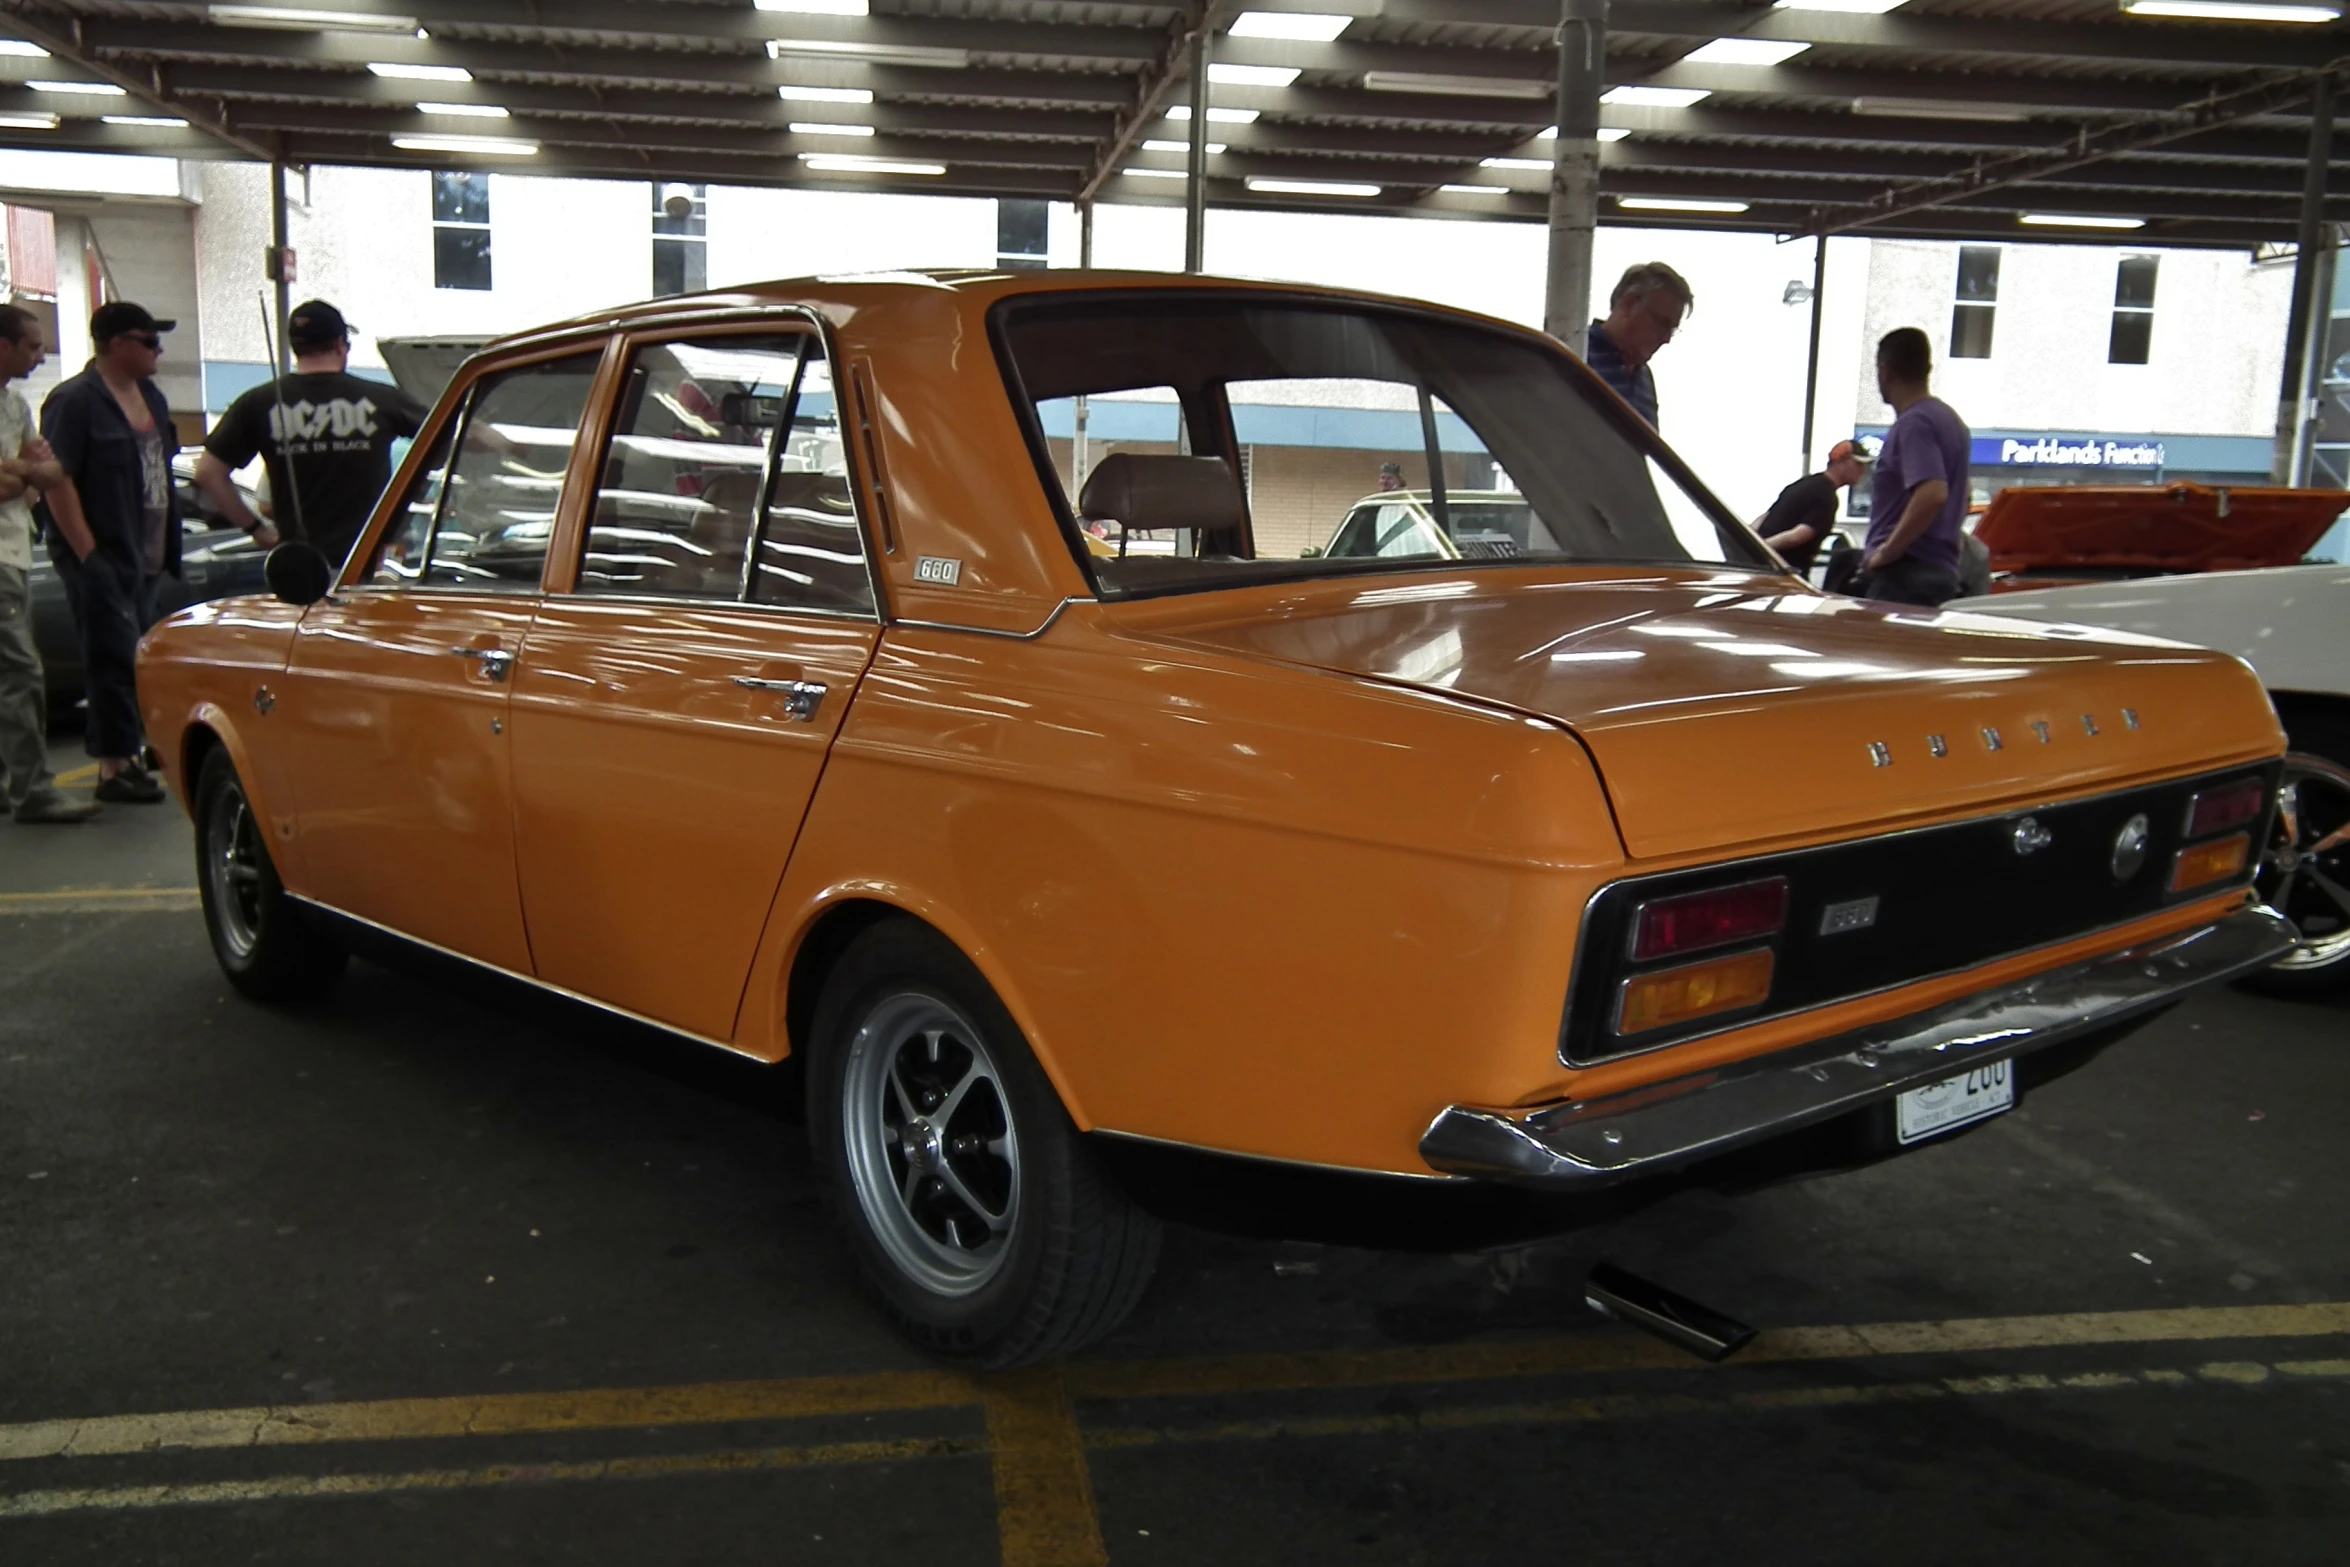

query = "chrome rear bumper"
[{"left": 1420, "top": 905, "right": 2297, "bottom": 1188}]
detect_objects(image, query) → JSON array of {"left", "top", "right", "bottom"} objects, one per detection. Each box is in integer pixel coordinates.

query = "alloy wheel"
[
  {"left": 839, "top": 992, "right": 1021, "bottom": 1297},
  {"left": 2255, "top": 752, "right": 2350, "bottom": 976},
  {"left": 205, "top": 778, "right": 266, "bottom": 961}
]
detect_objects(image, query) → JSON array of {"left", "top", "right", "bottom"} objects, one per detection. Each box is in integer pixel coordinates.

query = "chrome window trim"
[
  {"left": 288, "top": 895, "right": 766, "bottom": 1063},
  {"left": 1558, "top": 762, "right": 2276, "bottom": 1069},
  {"left": 889, "top": 597, "right": 1088, "bottom": 642},
  {"left": 536, "top": 589, "right": 881, "bottom": 624}
]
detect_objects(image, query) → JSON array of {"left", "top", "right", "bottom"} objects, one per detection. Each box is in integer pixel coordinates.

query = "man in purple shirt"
[{"left": 1861, "top": 326, "right": 1969, "bottom": 607}]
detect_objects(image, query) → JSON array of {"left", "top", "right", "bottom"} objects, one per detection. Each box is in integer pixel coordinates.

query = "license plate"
[{"left": 1895, "top": 1059, "right": 2015, "bottom": 1145}]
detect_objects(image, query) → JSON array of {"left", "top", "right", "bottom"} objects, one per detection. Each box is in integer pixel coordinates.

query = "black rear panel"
[{"left": 1562, "top": 761, "right": 2279, "bottom": 1064}]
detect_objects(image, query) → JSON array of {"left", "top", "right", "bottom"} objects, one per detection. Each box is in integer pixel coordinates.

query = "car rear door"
[
  {"left": 507, "top": 326, "right": 882, "bottom": 1042},
  {"left": 279, "top": 347, "right": 607, "bottom": 975}
]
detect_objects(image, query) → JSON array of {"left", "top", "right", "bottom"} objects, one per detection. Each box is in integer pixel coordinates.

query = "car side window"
[
  {"left": 420, "top": 352, "right": 602, "bottom": 592},
  {"left": 364, "top": 404, "right": 463, "bottom": 586},
  {"left": 750, "top": 342, "right": 873, "bottom": 616},
  {"left": 579, "top": 334, "right": 807, "bottom": 600}
]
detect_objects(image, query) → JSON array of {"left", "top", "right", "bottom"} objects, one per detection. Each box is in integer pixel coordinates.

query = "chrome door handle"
[
  {"left": 734, "top": 675, "right": 827, "bottom": 720},
  {"left": 450, "top": 646, "right": 515, "bottom": 682}
]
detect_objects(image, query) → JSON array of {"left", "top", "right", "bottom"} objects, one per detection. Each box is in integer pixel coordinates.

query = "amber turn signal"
[
  {"left": 1616, "top": 948, "right": 1775, "bottom": 1035},
  {"left": 2169, "top": 833, "right": 2250, "bottom": 894}
]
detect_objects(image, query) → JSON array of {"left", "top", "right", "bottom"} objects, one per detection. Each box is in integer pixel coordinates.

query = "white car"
[{"left": 1984, "top": 564, "right": 2350, "bottom": 992}]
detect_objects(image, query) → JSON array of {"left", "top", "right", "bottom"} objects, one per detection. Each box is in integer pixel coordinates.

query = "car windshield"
[{"left": 993, "top": 292, "right": 1767, "bottom": 597}]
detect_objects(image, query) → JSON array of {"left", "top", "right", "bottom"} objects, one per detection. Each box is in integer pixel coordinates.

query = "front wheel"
[
  {"left": 195, "top": 747, "right": 347, "bottom": 1002},
  {"left": 807, "top": 920, "right": 1159, "bottom": 1366},
  {"left": 2244, "top": 720, "right": 2350, "bottom": 996}
]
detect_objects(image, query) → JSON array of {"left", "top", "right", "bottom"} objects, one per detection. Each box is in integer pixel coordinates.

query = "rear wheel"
[
  {"left": 195, "top": 747, "right": 347, "bottom": 1002},
  {"left": 2245, "top": 713, "right": 2350, "bottom": 996},
  {"left": 807, "top": 920, "right": 1159, "bottom": 1366}
]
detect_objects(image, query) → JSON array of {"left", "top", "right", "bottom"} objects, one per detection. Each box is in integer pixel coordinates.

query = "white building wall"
[
  {"left": 705, "top": 185, "right": 998, "bottom": 282},
  {"left": 1855, "top": 238, "right": 2290, "bottom": 438}
]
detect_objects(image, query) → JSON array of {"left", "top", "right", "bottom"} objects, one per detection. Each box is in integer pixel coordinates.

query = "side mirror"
[{"left": 265, "top": 540, "right": 334, "bottom": 606}]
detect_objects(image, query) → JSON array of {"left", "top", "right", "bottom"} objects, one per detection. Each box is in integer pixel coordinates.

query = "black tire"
[
  {"left": 194, "top": 747, "right": 347, "bottom": 1002},
  {"left": 2242, "top": 711, "right": 2350, "bottom": 998},
  {"left": 806, "top": 919, "right": 1159, "bottom": 1367}
]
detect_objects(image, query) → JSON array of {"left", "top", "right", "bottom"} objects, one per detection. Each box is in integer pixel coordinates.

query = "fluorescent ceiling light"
[
  {"left": 1229, "top": 11, "right": 1352, "bottom": 40},
  {"left": 1480, "top": 156, "right": 1549, "bottom": 170},
  {"left": 1854, "top": 96, "right": 2033, "bottom": 122},
  {"left": 768, "top": 39, "right": 968, "bottom": 67},
  {"left": 1165, "top": 104, "right": 1259, "bottom": 123},
  {"left": 0, "top": 40, "right": 49, "bottom": 57},
  {"left": 393, "top": 133, "right": 536, "bottom": 155},
  {"left": 1145, "top": 137, "right": 1226, "bottom": 153},
  {"left": 1602, "top": 85, "right": 1711, "bottom": 108},
  {"left": 0, "top": 111, "right": 61, "bottom": 129},
  {"left": 2019, "top": 212, "right": 2146, "bottom": 229},
  {"left": 791, "top": 120, "right": 874, "bottom": 135},
  {"left": 1123, "top": 166, "right": 1189, "bottom": 179},
  {"left": 210, "top": 5, "right": 418, "bottom": 29},
  {"left": 1361, "top": 71, "right": 1549, "bottom": 100},
  {"left": 778, "top": 84, "right": 874, "bottom": 104},
  {"left": 1773, "top": 0, "right": 1907, "bottom": 11},
  {"left": 2124, "top": 0, "right": 2338, "bottom": 17},
  {"left": 1618, "top": 195, "right": 1749, "bottom": 212},
  {"left": 1247, "top": 176, "right": 1380, "bottom": 196},
  {"left": 1440, "top": 184, "right": 1510, "bottom": 194},
  {"left": 1538, "top": 125, "right": 1632, "bottom": 140},
  {"left": 416, "top": 101, "right": 508, "bottom": 118},
  {"left": 755, "top": 0, "right": 870, "bottom": 12},
  {"left": 102, "top": 114, "right": 190, "bottom": 127},
  {"left": 368, "top": 61, "right": 472, "bottom": 82},
  {"left": 30, "top": 80, "right": 127, "bottom": 96},
  {"left": 800, "top": 152, "right": 944, "bottom": 175},
  {"left": 1210, "top": 63, "right": 1301, "bottom": 87},
  {"left": 1683, "top": 38, "right": 1812, "bottom": 65}
]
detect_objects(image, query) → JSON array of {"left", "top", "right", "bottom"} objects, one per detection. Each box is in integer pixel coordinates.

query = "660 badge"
[{"left": 1894, "top": 1058, "right": 2015, "bottom": 1145}]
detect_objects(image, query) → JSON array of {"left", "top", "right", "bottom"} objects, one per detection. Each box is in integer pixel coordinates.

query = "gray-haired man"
[
  {"left": 0, "top": 304, "right": 99, "bottom": 823},
  {"left": 1583, "top": 261, "right": 1692, "bottom": 430}
]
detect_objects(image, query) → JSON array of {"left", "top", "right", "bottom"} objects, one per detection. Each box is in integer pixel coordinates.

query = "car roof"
[{"left": 485, "top": 268, "right": 1537, "bottom": 358}]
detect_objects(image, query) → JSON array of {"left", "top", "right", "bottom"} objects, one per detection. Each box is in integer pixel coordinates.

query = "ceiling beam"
[
  {"left": 1075, "top": 2, "right": 1215, "bottom": 206},
  {"left": 0, "top": 3, "right": 276, "bottom": 160}
]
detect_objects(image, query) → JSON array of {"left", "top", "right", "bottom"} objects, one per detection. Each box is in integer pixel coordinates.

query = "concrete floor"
[{"left": 2, "top": 798, "right": 2346, "bottom": 1564}]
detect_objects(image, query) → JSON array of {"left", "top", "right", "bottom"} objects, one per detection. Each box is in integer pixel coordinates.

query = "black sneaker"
[
  {"left": 13, "top": 790, "right": 101, "bottom": 824},
  {"left": 93, "top": 766, "right": 166, "bottom": 805}
]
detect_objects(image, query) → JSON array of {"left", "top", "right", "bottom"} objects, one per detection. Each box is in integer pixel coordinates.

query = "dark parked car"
[{"left": 30, "top": 455, "right": 268, "bottom": 711}]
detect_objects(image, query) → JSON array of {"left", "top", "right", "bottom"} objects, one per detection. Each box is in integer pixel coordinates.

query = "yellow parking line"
[
  {"left": 0, "top": 887, "right": 202, "bottom": 916},
  {"left": 984, "top": 1365, "right": 1108, "bottom": 1567},
  {"left": 0, "top": 1434, "right": 979, "bottom": 1522},
  {"left": 52, "top": 763, "right": 99, "bottom": 786}
]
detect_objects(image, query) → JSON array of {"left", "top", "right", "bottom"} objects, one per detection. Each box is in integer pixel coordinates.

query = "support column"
[
  {"left": 269, "top": 159, "right": 293, "bottom": 375},
  {"left": 2290, "top": 232, "right": 2338, "bottom": 486},
  {"left": 1073, "top": 202, "right": 1094, "bottom": 493},
  {"left": 2275, "top": 81, "right": 2334, "bottom": 483},
  {"left": 1542, "top": 0, "right": 1608, "bottom": 344},
  {"left": 1799, "top": 235, "right": 1828, "bottom": 477},
  {"left": 1184, "top": 21, "right": 1210, "bottom": 274}
]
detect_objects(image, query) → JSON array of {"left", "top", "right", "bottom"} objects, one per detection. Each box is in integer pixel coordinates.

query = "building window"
[
  {"left": 652, "top": 183, "right": 707, "bottom": 298},
  {"left": 996, "top": 198, "right": 1049, "bottom": 270},
  {"left": 1950, "top": 246, "right": 1999, "bottom": 359},
  {"left": 2109, "top": 255, "right": 2158, "bottom": 365},
  {"left": 432, "top": 171, "right": 492, "bottom": 292}
]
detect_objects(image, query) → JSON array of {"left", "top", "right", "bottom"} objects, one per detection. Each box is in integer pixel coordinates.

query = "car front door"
[
  {"left": 280, "top": 348, "right": 606, "bottom": 974},
  {"left": 507, "top": 328, "right": 881, "bottom": 1041}
]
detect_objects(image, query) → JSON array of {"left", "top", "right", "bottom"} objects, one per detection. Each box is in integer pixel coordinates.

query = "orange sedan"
[{"left": 140, "top": 272, "right": 2296, "bottom": 1365}]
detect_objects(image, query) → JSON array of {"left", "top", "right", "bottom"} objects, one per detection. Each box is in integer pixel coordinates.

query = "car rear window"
[{"left": 991, "top": 292, "right": 1766, "bottom": 598}]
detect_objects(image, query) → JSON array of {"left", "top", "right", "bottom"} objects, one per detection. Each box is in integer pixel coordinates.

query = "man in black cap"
[
  {"left": 39, "top": 301, "right": 182, "bottom": 802},
  {"left": 197, "top": 299, "right": 429, "bottom": 569}
]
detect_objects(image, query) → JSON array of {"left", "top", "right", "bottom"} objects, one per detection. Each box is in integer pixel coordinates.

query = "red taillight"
[
  {"left": 1629, "top": 877, "right": 1790, "bottom": 962},
  {"left": 2184, "top": 779, "right": 2265, "bottom": 839}
]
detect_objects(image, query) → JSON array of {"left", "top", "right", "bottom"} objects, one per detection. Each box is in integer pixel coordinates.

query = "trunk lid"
[
  {"left": 1143, "top": 570, "right": 2282, "bottom": 861},
  {"left": 1977, "top": 482, "right": 2346, "bottom": 580}
]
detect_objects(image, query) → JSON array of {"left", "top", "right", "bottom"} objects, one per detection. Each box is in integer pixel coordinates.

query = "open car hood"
[
  {"left": 1145, "top": 570, "right": 2282, "bottom": 861},
  {"left": 1975, "top": 483, "right": 2347, "bottom": 576},
  {"left": 375, "top": 336, "right": 493, "bottom": 406}
]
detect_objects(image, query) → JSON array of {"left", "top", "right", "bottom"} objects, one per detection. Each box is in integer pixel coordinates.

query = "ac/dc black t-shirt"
[{"left": 204, "top": 370, "right": 429, "bottom": 565}]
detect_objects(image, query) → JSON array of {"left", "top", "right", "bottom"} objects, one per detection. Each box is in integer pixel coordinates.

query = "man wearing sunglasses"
[{"left": 38, "top": 301, "right": 183, "bottom": 804}]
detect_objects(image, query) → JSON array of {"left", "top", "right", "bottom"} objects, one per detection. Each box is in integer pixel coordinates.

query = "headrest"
[{"left": 1077, "top": 453, "right": 1245, "bottom": 534}]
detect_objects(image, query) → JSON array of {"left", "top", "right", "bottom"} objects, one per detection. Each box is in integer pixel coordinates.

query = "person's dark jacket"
[{"left": 38, "top": 363, "right": 182, "bottom": 580}]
